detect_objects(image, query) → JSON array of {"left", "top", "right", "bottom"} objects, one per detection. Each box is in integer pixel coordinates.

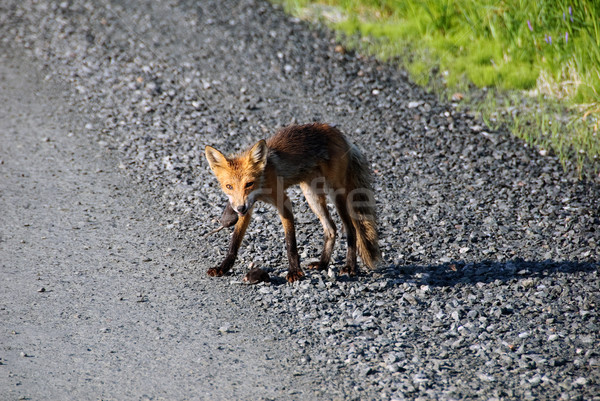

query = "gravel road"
[{"left": 1, "top": 0, "right": 599, "bottom": 400}]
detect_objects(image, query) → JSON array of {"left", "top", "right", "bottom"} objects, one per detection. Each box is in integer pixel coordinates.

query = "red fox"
[{"left": 204, "top": 123, "right": 380, "bottom": 282}]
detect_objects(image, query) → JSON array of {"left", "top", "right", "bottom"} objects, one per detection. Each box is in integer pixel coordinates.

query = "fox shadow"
[
  {"left": 377, "top": 257, "right": 598, "bottom": 288},
  {"left": 263, "top": 257, "right": 597, "bottom": 286}
]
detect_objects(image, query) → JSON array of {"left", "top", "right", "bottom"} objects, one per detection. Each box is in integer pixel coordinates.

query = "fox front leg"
[{"left": 207, "top": 211, "right": 252, "bottom": 277}]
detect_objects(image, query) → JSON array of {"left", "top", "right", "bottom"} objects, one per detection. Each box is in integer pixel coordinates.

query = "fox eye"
[
  {"left": 245, "top": 181, "right": 254, "bottom": 188},
  {"left": 226, "top": 184, "right": 233, "bottom": 190}
]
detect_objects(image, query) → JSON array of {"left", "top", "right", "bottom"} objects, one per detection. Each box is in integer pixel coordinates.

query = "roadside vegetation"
[{"left": 272, "top": 0, "right": 600, "bottom": 178}]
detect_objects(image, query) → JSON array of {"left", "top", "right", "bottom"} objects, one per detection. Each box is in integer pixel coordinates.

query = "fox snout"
[{"left": 233, "top": 203, "right": 249, "bottom": 216}]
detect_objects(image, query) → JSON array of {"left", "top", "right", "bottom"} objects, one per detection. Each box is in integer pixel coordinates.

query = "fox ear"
[
  {"left": 205, "top": 145, "right": 228, "bottom": 171},
  {"left": 249, "top": 140, "right": 268, "bottom": 170}
]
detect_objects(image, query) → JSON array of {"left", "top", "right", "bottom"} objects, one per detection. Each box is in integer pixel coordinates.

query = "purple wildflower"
[
  {"left": 565, "top": 32, "right": 569, "bottom": 43},
  {"left": 545, "top": 34, "right": 552, "bottom": 44},
  {"left": 563, "top": 12, "right": 566, "bottom": 21},
  {"left": 527, "top": 20, "right": 533, "bottom": 32},
  {"left": 569, "top": 6, "right": 573, "bottom": 22}
]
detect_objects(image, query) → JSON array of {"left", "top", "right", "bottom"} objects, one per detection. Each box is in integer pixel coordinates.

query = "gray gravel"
[
  {"left": 0, "top": 53, "right": 326, "bottom": 400},
  {"left": 1, "top": 0, "right": 599, "bottom": 400}
]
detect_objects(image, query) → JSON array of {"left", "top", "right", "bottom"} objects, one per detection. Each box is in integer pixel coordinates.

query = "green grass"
[{"left": 273, "top": 0, "right": 600, "bottom": 178}]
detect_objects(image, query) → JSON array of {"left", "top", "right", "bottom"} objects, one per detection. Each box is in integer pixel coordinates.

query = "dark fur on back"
[
  {"left": 267, "top": 123, "right": 381, "bottom": 269},
  {"left": 266, "top": 123, "right": 340, "bottom": 185}
]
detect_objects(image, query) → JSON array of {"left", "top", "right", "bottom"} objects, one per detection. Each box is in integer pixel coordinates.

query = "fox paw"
[
  {"left": 286, "top": 269, "right": 305, "bottom": 283},
  {"left": 207, "top": 267, "right": 224, "bottom": 277},
  {"left": 307, "top": 261, "right": 328, "bottom": 270},
  {"left": 340, "top": 265, "right": 357, "bottom": 277}
]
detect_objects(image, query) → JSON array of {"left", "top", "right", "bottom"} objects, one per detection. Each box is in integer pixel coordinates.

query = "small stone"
[
  {"left": 258, "top": 286, "right": 272, "bottom": 294},
  {"left": 477, "top": 372, "right": 495, "bottom": 382},
  {"left": 386, "top": 363, "right": 400, "bottom": 373},
  {"left": 413, "top": 372, "right": 429, "bottom": 383},
  {"left": 521, "top": 279, "right": 535, "bottom": 288},
  {"left": 402, "top": 293, "right": 418, "bottom": 306}
]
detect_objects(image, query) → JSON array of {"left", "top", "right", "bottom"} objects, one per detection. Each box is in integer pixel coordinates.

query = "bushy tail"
[{"left": 347, "top": 144, "right": 381, "bottom": 269}]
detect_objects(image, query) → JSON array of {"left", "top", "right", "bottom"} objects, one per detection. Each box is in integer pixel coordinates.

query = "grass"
[{"left": 272, "top": 0, "right": 600, "bottom": 178}]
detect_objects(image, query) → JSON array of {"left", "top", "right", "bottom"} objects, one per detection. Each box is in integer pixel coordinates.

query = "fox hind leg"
[
  {"left": 334, "top": 194, "right": 358, "bottom": 276},
  {"left": 300, "top": 182, "right": 336, "bottom": 271}
]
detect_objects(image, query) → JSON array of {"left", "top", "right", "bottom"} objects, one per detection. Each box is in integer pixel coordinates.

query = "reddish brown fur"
[{"left": 205, "top": 123, "right": 380, "bottom": 282}]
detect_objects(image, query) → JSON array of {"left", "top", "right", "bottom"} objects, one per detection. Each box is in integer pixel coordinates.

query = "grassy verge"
[{"left": 272, "top": 0, "right": 600, "bottom": 178}]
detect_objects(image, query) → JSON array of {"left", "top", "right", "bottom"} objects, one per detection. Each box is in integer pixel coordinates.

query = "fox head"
[{"left": 205, "top": 140, "right": 268, "bottom": 216}]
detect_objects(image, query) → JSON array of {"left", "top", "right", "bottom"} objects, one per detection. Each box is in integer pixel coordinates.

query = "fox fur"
[{"left": 205, "top": 123, "right": 381, "bottom": 282}]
